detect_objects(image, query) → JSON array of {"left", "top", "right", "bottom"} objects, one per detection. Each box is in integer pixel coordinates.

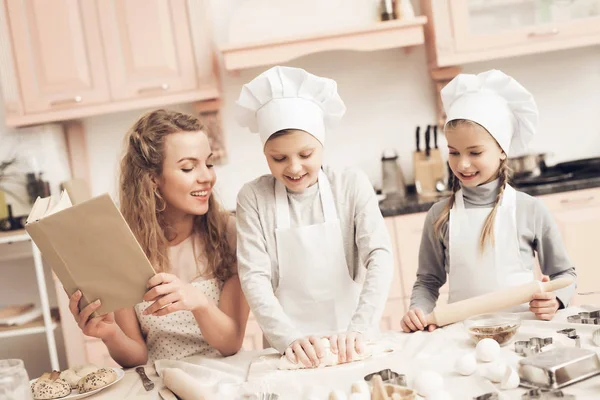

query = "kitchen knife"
[
  {"left": 426, "top": 277, "right": 575, "bottom": 327},
  {"left": 135, "top": 366, "right": 155, "bottom": 391},
  {"left": 424, "top": 125, "right": 431, "bottom": 158},
  {"left": 415, "top": 126, "right": 421, "bottom": 152}
]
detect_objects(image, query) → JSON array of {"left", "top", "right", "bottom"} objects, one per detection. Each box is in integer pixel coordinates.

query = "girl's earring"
[{"left": 500, "top": 153, "right": 507, "bottom": 161}]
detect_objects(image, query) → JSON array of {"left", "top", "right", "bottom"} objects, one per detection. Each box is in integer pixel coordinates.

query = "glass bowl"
[{"left": 463, "top": 313, "right": 521, "bottom": 346}]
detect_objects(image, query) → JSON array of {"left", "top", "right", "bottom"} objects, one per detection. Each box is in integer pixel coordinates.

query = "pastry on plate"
[
  {"left": 31, "top": 371, "right": 71, "bottom": 400},
  {"left": 77, "top": 368, "right": 118, "bottom": 394}
]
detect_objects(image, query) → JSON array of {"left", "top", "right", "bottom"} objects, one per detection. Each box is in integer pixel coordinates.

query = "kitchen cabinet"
[
  {"left": 97, "top": 0, "right": 198, "bottom": 101},
  {"left": 4, "top": 0, "right": 110, "bottom": 113},
  {"left": 421, "top": 0, "right": 600, "bottom": 67},
  {"left": 540, "top": 187, "right": 600, "bottom": 307},
  {"left": 0, "top": 0, "right": 220, "bottom": 127}
]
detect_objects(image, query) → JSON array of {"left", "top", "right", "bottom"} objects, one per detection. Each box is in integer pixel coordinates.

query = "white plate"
[{"left": 30, "top": 368, "right": 125, "bottom": 399}]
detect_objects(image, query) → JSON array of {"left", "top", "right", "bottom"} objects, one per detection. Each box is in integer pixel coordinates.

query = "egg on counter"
[
  {"left": 476, "top": 338, "right": 500, "bottom": 362},
  {"left": 351, "top": 380, "right": 370, "bottom": 395},
  {"left": 483, "top": 362, "right": 507, "bottom": 383},
  {"left": 413, "top": 371, "right": 444, "bottom": 397},
  {"left": 454, "top": 353, "right": 477, "bottom": 376}
]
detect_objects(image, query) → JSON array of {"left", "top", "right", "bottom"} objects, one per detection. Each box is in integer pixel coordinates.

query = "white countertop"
[{"left": 93, "top": 306, "right": 600, "bottom": 400}]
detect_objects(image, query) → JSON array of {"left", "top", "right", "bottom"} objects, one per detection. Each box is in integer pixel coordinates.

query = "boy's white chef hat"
[
  {"left": 235, "top": 66, "right": 346, "bottom": 146},
  {"left": 441, "top": 69, "right": 538, "bottom": 156}
]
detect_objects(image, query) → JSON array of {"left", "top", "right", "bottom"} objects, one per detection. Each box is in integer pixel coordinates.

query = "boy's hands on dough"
[
  {"left": 328, "top": 331, "right": 364, "bottom": 363},
  {"left": 284, "top": 336, "right": 326, "bottom": 368}
]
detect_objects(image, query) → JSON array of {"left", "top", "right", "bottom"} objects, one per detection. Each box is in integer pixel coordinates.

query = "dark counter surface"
[{"left": 379, "top": 175, "right": 600, "bottom": 217}]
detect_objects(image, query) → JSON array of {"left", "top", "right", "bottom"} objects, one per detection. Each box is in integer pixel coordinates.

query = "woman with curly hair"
[{"left": 67, "top": 109, "right": 249, "bottom": 367}]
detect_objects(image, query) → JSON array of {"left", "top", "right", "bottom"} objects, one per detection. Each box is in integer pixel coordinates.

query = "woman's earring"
[{"left": 500, "top": 153, "right": 507, "bottom": 161}]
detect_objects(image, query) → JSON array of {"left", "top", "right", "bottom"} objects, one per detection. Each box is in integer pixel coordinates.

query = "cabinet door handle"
[
  {"left": 137, "top": 83, "right": 170, "bottom": 94},
  {"left": 528, "top": 28, "right": 559, "bottom": 38},
  {"left": 560, "top": 196, "right": 595, "bottom": 205},
  {"left": 50, "top": 96, "right": 82, "bottom": 107}
]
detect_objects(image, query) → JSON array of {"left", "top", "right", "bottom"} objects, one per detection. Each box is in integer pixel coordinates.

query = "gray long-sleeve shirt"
[
  {"left": 236, "top": 166, "right": 393, "bottom": 353},
  {"left": 410, "top": 179, "right": 577, "bottom": 314}
]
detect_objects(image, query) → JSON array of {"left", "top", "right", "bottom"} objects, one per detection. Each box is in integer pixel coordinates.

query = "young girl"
[
  {"left": 67, "top": 110, "right": 249, "bottom": 366},
  {"left": 235, "top": 66, "right": 393, "bottom": 368},
  {"left": 402, "top": 70, "right": 577, "bottom": 333}
]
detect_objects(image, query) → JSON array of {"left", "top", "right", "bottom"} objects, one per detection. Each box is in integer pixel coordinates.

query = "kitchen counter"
[
  {"left": 91, "top": 306, "right": 600, "bottom": 399},
  {"left": 379, "top": 175, "right": 600, "bottom": 217}
]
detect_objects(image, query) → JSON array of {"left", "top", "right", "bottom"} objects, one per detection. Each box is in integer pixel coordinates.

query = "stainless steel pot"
[{"left": 508, "top": 153, "right": 548, "bottom": 177}]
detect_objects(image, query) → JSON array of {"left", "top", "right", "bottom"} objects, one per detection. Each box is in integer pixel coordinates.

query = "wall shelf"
[{"left": 221, "top": 17, "right": 427, "bottom": 71}]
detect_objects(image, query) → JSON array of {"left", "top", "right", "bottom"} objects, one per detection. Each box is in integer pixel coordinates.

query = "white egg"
[
  {"left": 484, "top": 363, "right": 507, "bottom": 383},
  {"left": 428, "top": 390, "right": 453, "bottom": 400},
  {"left": 454, "top": 353, "right": 477, "bottom": 376},
  {"left": 414, "top": 371, "right": 444, "bottom": 397},
  {"left": 500, "top": 366, "right": 520, "bottom": 390},
  {"left": 476, "top": 338, "right": 501, "bottom": 362},
  {"left": 328, "top": 390, "right": 348, "bottom": 400}
]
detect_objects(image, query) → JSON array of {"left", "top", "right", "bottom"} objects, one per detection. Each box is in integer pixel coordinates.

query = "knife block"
[{"left": 413, "top": 150, "right": 446, "bottom": 199}]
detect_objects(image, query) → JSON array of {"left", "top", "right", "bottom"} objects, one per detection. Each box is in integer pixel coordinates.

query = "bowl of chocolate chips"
[{"left": 464, "top": 313, "right": 521, "bottom": 346}]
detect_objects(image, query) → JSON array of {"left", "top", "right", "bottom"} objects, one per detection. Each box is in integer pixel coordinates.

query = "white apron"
[
  {"left": 274, "top": 170, "right": 361, "bottom": 336},
  {"left": 448, "top": 184, "right": 533, "bottom": 309}
]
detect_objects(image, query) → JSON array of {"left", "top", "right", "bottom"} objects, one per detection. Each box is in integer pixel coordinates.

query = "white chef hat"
[
  {"left": 235, "top": 66, "right": 346, "bottom": 146},
  {"left": 441, "top": 69, "right": 538, "bottom": 156}
]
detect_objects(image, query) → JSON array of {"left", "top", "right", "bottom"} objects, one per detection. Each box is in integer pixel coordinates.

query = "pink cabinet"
[
  {"left": 5, "top": 0, "right": 110, "bottom": 113},
  {"left": 421, "top": 0, "right": 600, "bottom": 67},
  {"left": 97, "top": 0, "right": 198, "bottom": 101},
  {"left": 1, "top": 0, "right": 219, "bottom": 127}
]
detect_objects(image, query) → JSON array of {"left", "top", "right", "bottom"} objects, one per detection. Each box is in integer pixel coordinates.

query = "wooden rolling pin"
[{"left": 426, "top": 277, "right": 575, "bottom": 327}]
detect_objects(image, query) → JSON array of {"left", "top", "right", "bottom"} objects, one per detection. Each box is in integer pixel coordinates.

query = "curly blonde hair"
[
  {"left": 434, "top": 119, "right": 511, "bottom": 253},
  {"left": 119, "top": 109, "right": 235, "bottom": 282}
]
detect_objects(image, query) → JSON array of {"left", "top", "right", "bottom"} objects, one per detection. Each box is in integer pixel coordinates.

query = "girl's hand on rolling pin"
[{"left": 401, "top": 308, "right": 437, "bottom": 332}]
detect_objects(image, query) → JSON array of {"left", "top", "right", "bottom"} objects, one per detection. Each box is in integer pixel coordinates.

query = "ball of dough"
[
  {"left": 31, "top": 372, "right": 72, "bottom": 400},
  {"left": 476, "top": 338, "right": 500, "bottom": 362},
  {"left": 454, "top": 353, "right": 477, "bottom": 376},
  {"left": 414, "top": 371, "right": 444, "bottom": 397},
  {"left": 76, "top": 368, "right": 117, "bottom": 393}
]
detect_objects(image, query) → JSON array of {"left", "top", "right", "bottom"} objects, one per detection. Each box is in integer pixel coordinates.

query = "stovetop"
[{"left": 513, "top": 157, "right": 600, "bottom": 187}]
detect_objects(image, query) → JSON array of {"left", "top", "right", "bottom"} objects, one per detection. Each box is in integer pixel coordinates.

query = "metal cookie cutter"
[
  {"left": 522, "top": 388, "right": 575, "bottom": 399},
  {"left": 556, "top": 328, "right": 581, "bottom": 348},
  {"left": 364, "top": 369, "right": 407, "bottom": 386},
  {"left": 566, "top": 310, "right": 600, "bottom": 324},
  {"left": 515, "top": 337, "right": 553, "bottom": 356}
]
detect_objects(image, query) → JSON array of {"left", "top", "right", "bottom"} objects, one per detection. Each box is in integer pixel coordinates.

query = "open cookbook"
[{"left": 25, "top": 191, "right": 156, "bottom": 315}]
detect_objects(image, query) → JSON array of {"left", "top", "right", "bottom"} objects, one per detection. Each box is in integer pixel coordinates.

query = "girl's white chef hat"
[
  {"left": 235, "top": 66, "right": 346, "bottom": 146},
  {"left": 441, "top": 69, "right": 538, "bottom": 156}
]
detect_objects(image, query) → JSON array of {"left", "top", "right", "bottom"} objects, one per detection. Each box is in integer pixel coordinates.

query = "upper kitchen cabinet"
[
  {"left": 0, "top": 0, "right": 220, "bottom": 127},
  {"left": 97, "top": 0, "right": 197, "bottom": 101},
  {"left": 220, "top": 0, "right": 427, "bottom": 71},
  {"left": 3, "top": 0, "right": 110, "bottom": 113},
  {"left": 421, "top": 0, "right": 600, "bottom": 67}
]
